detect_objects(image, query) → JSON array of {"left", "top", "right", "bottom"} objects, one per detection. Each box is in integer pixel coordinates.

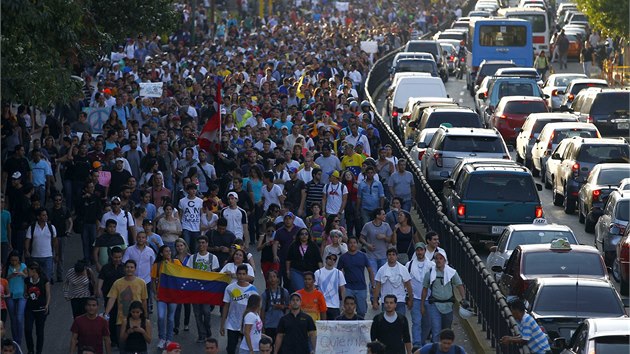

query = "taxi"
[
  {"left": 492, "top": 239, "right": 608, "bottom": 299},
  {"left": 487, "top": 219, "right": 578, "bottom": 279}
]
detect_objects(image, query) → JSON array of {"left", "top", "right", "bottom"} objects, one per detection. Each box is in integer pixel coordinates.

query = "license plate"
[
  {"left": 618, "top": 123, "right": 629, "bottom": 130},
  {"left": 491, "top": 226, "right": 505, "bottom": 234}
]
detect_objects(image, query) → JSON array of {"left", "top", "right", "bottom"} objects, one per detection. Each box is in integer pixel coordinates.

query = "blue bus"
[{"left": 465, "top": 18, "right": 533, "bottom": 94}]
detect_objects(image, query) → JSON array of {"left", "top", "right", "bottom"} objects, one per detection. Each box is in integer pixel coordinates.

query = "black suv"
[
  {"left": 404, "top": 40, "right": 448, "bottom": 82},
  {"left": 552, "top": 137, "right": 630, "bottom": 214},
  {"left": 468, "top": 59, "right": 516, "bottom": 96},
  {"left": 570, "top": 89, "right": 630, "bottom": 136}
]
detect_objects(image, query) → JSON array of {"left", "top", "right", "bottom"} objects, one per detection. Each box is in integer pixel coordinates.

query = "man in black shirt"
[
  {"left": 48, "top": 193, "right": 73, "bottom": 282},
  {"left": 97, "top": 246, "right": 125, "bottom": 347},
  {"left": 335, "top": 295, "right": 364, "bottom": 320},
  {"left": 2, "top": 144, "right": 31, "bottom": 193},
  {"left": 207, "top": 218, "right": 236, "bottom": 267},
  {"left": 284, "top": 167, "right": 305, "bottom": 215},
  {"left": 370, "top": 294, "right": 412, "bottom": 354},
  {"left": 275, "top": 292, "right": 317, "bottom": 354},
  {"left": 109, "top": 158, "right": 132, "bottom": 198}
]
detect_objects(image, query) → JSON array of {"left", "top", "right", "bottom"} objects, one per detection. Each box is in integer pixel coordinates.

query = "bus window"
[{"left": 479, "top": 25, "right": 527, "bottom": 47}]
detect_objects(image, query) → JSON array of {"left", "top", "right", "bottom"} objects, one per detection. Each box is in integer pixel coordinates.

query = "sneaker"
[
  {"left": 173, "top": 328, "right": 179, "bottom": 335},
  {"left": 196, "top": 337, "right": 206, "bottom": 343},
  {"left": 184, "top": 325, "right": 190, "bottom": 331},
  {"left": 157, "top": 339, "right": 166, "bottom": 349}
]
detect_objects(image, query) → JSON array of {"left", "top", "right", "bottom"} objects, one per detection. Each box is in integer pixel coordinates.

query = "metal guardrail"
[{"left": 364, "top": 17, "right": 525, "bottom": 354}]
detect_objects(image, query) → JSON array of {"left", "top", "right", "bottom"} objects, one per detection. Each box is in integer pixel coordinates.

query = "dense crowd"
[{"left": 0, "top": 0, "right": 473, "bottom": 353}]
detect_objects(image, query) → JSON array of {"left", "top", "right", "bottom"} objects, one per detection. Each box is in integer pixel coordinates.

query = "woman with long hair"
[
  {"left": 257, "top": 221, "right": 278, "bottom": 286},
  {"left": 24, "top": 262, "right": 51, "bottom": 354},
  {"left": 157, "top": 203, "right": 182, "bottom": 254},
  {"left": 321, "top": 214, "right": 348, "bottom": 252},
  {"left": 119, "top": 300, "right": 152, "bottom": 354},
  {"left": 221, "top": 249, "right": 255, "bottom": 283},
  {"left": 286, "top": 228, "right": 322, "bottom": 292},
  {"left": 5, "top": 251, "right": 26, "bottom": 345},
  {"left": 151, "top": 245, "right": 181, "bottom": 349},
  {"left": 173, "top": 238, "right": 191, "bottom": 334},
  {"left": 391, "top": 210, "right": 421, "bottom": 264},
  {"left": 239, "top": 294, "right": 264, "bottom": 354},
  {"left": 260, "top": 270, "right": 289, "bottom": 344},
  {"left": 305, "top": 202, "right": 326, "bottom": 247},
  {"left": 248, "top": 165, "right": 265, "bottom": 240},
  {"left": 341, "top": 169, "right": 360, "bottom": 238},
  {"left": 63, "top": 260, "right": 96, "bottom": 318}
]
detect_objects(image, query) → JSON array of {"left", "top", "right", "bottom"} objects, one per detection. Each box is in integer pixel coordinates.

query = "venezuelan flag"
[{"left": 158, "top": 262, "right": 231, "bottom": 305}]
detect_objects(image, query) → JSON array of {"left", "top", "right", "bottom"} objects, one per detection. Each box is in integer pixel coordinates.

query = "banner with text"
[
  {"left": 335, "top": 1, "right": 349, "bottom": 11},
  {"left": 316, "top": 320, "right": 372, "bottom": 354},
  {"left": 140, "top": 82, "right": 164, "bottom": 97}
]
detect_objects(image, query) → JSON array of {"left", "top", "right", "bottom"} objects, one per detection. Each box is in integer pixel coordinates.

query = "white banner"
[
  {"left": 315, "top": 320, "right": 372, "bottom": 354},
  {"left": 335, "top": 1, "right": 349, "bottom": 11},
  {"left": 360, "top": 41, "right": 379, "bottom": 54},
  {"left": 139, "top": 82, "right": 164, "bottom": 97}
]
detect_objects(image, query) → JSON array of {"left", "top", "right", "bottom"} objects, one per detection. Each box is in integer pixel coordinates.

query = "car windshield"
[
  {"left": 479, "top": 63, "right": 515, "bottom": 77},
  {"left": 570, "top": 82, "right": 607, "bottom": 94},
  {"left": 594, "top": 336, "right": 630, "bottom": 354},
  {"left": 553, "top": 75, "right": 584, "bottom": 87},
  {"left": 466, "top": 173, "right": 538, "bottom": 201},
  {"left": 507, "top": 230, "right": 577, "bottom": 250},
  {"left": 504, "top": 101, "right": 547, "bottom": 114},
  {"left": 523, "top": 252, "right": 606, "bottom": 277},
  {"left": 407, "top": 43, "right": 437, "bottom": 56},
  {"left": 534, "top": 284, "right": 623, "bottom": 316},
  {"left": 552, "top": 129, "right": 597, "bottom": 143},
  {"left": 597, "top": 169, "right": 630, "bottom": 185},
  {"left": 532, "top": 119, "right": 574, "bottom": 134},
  {"left": 615, "top": 200, "right": 629, "bottom": 221},
  {"left": 443, "top": 136, "right": 504, "bottom": 153},
  {"left": 497, "top": 82, "right": 536, "bottom": 99},
  {"left": 591, "top": 93, "right": 630, "bottom": 114},
  {"left": 425, "top": 113, "right": 482, "bottom": 128},
  {"left": 577, "top": 145, "right": 630, "bottom": 163},
  {"left": 396, "top": 60, "right": 437, "bottom": 74}
]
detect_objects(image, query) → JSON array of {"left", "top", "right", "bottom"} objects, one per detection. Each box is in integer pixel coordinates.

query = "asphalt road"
[{"left": 375, "top": 59, "right": 628, "bottom": 299}]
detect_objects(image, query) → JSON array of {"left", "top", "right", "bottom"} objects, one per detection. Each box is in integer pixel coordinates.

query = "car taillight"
[
  {"left": 610, "top": 223, "right": 627, "bottom": 235},
  {"left": 392, "top": 111, "right": 398, "bottom": 117},
  {"left": 586, "top": 115, "right": 593, "bottom": 123},
  {"left": 535, "top": 205, "right": 543, "bottom": 218},
  {"left": 568, "top": 93, "right": 574, "bottom": 101},
  {"left": 572, "top": 163, "right": 580, "bottom": 177},
  {"left": 418, "top": 150, "right": 426, "bottom": 161},
  {"left": 433, "top": 153, "right": 443, "bottom": 167},
  {"left": 499, "top": 114, "right": 507, "bottom": 119},
  {"left": 450, "top": 55, "right": 454, "bottom": 61},
  {"left": 592, "top": 189, "right": 601, "bottom": 202},
  {"left": 457, "top": 204, "right": 466, "bottom": 216},
  {"left": 481, "top": 92, "right": 488, "bottom": 99},
  {"left": 621, "top": 239, "right": 630, "bottom": 259},
  {"left": 460, "top": 57, "right": 465, "bottom": 62},
  {"left": 552, "top": 89, "right": 558, "bottom": 96}
]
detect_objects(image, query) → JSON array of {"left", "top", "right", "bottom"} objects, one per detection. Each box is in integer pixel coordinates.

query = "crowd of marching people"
[{"left": 0, "top": 0, "right": 470, "bottom": 353}]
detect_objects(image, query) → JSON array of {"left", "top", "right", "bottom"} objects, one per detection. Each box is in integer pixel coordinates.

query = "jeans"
[
  {"left": 25, "top": 309, "right": 47, "bottom": 354},
  {"left": 411, "top": 298, "right": 431, "bottom": 347},
  {"left": 346, "top": 288, "right": 368, "bottom": 318},
  {"left": 70, "top": 297, "right": 88, "bottom": 318},
  {"left": 183, "top": 230, "right": 201, "bottom": 253},
  {"left": 559, "top": 52, "right": 568, "bottom": 69},
  {"left": 227, "top": 329, "right": 241, "bottom": 354},
  {"left": 193, "top": 303, "right": 213, "bottom": 338},
  {"left": 157, "top": 301, "right": 177, "bottom": 341},
  {"left": 361, "top": 209, "right": 376, "bottom": 229},
  {"left": 63, "top": 179, "right": 73, "bottom": 211},
  {"left": 31, "top": 257, "right": 53, "bottom": 281},
  {"left": 175, "top": 303, "right": 191, "bottom": 330},
  {"left": 146, "top": 282, "right": 153, "bottom": 313},
  {"left": 34, "top": 185, "right": 46, "bottom": 206},
  {"left": 401, "top": 199, "right": 412, "bottom": 212},
  {"left": 81, "top": 224, "right": 97, "bottom": 263},
  {"left": 290, "top": 268, "right": 305, "bottom": 293},
  {"left": 583, "top": 61, "right": 591, "bottom": 76},
  {"left": 7, "top": 298, "right": 26, "bottom": 344},
  {"left": 427, "top": 303, "right": 454, "bottom": 342},
  {"left": 367, "top": 257, "right": 387, "bottom": 300}
]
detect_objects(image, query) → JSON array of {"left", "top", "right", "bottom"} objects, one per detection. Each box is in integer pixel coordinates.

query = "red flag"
[{"left": 198, "top": 82, "right": 222, "bottom": 153}]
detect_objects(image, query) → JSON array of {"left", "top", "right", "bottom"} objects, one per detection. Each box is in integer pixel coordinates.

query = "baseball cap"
[
  {"left": 11, "top": 172, "right": 21, "bottom": 180},
  {"left": 115, "top": 157, "right": 125, "bottom": 163},
  {"left": 329, "top": 170, "right": 340, "bottom": 179},
  {"left": 284, "top": 212, "right": 295, "bottom": 219},
  {"left": 227, "top": 191, "right": 239, "bottom": 200},
  {"left": 288, "top": 167, "right": 298, "bottom": 174},
  {"left": 111, "top": 196, "right": 121, "bottom": 203},
  {"left": 415, "top": 242, "right": 427, "bottom": 250},
  {"left": 290, "top": 292, "right": 302, "bottom": 300},
  {"left": 166, "top": 342, "right": 182, "bottom": 351}
]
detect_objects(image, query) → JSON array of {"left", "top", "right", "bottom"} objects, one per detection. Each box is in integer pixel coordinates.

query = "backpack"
[
  {"left": 30, "top": 222, "right": 55, "bottom": 239},
  {"left": 428, "top": 342, "right": 462, "bottom": 354}
]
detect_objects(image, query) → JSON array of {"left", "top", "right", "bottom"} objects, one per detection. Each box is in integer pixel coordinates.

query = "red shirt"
[{"left": 70, "top": 314, "right": 110, "bottom": 354}]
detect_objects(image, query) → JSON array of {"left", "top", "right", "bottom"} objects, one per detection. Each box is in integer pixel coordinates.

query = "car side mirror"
[
  {"left": 443, "top": 179, "right": 455, "bottom": 189},
  {"left": 536, "top": 183, "right": 543, "bottom": 191},
  {"left": 491, "top": 265, "right": 504, "bottom": 273},
  {"left": 591, "top": 206, "right": 604, "bottom": 218},
  {"left": 551, "top": 153, "right": 562, "bottom": 160},
  {"left": 552, "top": 338, "right": 567, "bottom": 350}
]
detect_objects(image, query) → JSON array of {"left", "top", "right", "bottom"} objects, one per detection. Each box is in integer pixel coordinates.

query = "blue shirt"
[
  {"left": 519, "top": 313, "right": 551, "bottom": 353},
  {"left": 1, "top": 210, "right": 10, "bottom": 243},
  {"left": 337, "top": 250, "right": 370, "bottom": 290},
  {"left": 113, "top": 105, "right": 130, "bottom": 126},
  {"left": 358, "top": 180, "right": 384, "bottom": 211},
  {"left": 30, "top": 160, "right": 52, "bottom": 187},
  {"left": 7, "top": 263, "right": 27, "bottom": 299}
]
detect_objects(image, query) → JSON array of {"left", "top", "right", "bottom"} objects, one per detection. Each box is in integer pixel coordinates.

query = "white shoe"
[{"left": 157, "top": 339, "right": 166, "bottom": 349}]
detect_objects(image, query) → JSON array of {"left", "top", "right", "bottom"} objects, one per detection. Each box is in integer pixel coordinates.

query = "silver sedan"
[{"left": 541, "top": 73, "right": 587, "bottom": 111}]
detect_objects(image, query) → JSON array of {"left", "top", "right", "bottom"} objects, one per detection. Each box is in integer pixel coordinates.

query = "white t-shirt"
[
  {"left": 179, "top": 196, "right": 203, "bottom": 231},
  {"left": 375, "top": 262, "right": 411, "bottom": 303},
  {"left": 261, "top": 184, "right": 283, "bottom": 209},
  {"left": 26, "top": 223, "right": 57, "bottom": 258},
  {"left": 185, "top": 252, "right": 220, "bottom": 272},
  {"left": 223, "top": 282, "right": 259, "bottom": 331},
  {"left": 100, "top": 210, "right": 134, "bottom": 246},
  {"left": 314, "top": 267, "right": 346, "bottom": 309},
  {"left": 220, "top": 262, "right": 256, "bottom": 283},
  {"left": 405, "top": 257, "right": 434, "bottom": 300},
  {"left": 220, "top": 206, "right": 248, "bottom": 240},
  {"left": 324, "top": 182, "right": 348, "bottom": 215},
  {"left": 239, "top": 312, "right": 263, "bottom": 351}
]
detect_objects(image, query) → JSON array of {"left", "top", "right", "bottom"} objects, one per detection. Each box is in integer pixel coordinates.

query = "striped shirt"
[
  {"left": 304, "top": 181, "right": 325, "bottom": 210},
  {"left": 63, "top": 268, "right": 92, "bottom": 299},
  {"left": 518, "top": 313, "right": 551, "bottom": 353}
]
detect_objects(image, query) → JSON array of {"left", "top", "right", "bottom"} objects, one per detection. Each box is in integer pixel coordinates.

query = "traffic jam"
[{"left": 383, "top": 0, "right": 630, "bottom": 351}]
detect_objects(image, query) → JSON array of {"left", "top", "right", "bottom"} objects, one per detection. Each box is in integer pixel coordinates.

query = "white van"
[{"left": 386, "top": 74, "right": 448, "bottom": 128}]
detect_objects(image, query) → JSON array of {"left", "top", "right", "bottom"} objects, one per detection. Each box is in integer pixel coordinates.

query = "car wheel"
[
  {"left": 553, "top": 184, "right": 564, "bottom": 206},
  {"left": 578, "top": 200, "right": 585, "bottom": 223},
  {"left": 612, "top": 258, "right": 622, "bottom": 282},
  {"left": 584, "top": 215, "right": 595, "bottom": 233}
]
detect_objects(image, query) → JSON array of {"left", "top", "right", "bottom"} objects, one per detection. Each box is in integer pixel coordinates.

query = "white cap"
[{"left": 227, "top": 191, "right": 239, "bottom": 200}]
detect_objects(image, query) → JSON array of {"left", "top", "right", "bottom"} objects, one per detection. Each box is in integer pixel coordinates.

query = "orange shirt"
[{"left": 297, "top": 288, "right": 327, "bottom": 321}]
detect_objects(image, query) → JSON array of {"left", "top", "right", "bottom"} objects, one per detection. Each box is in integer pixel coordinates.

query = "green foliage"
[
  {"left": 1, "top": 0, "right": 179, "bottom": 108},
  {"left": 576, "top": 0, "right": 629, "bottom": 38}
]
